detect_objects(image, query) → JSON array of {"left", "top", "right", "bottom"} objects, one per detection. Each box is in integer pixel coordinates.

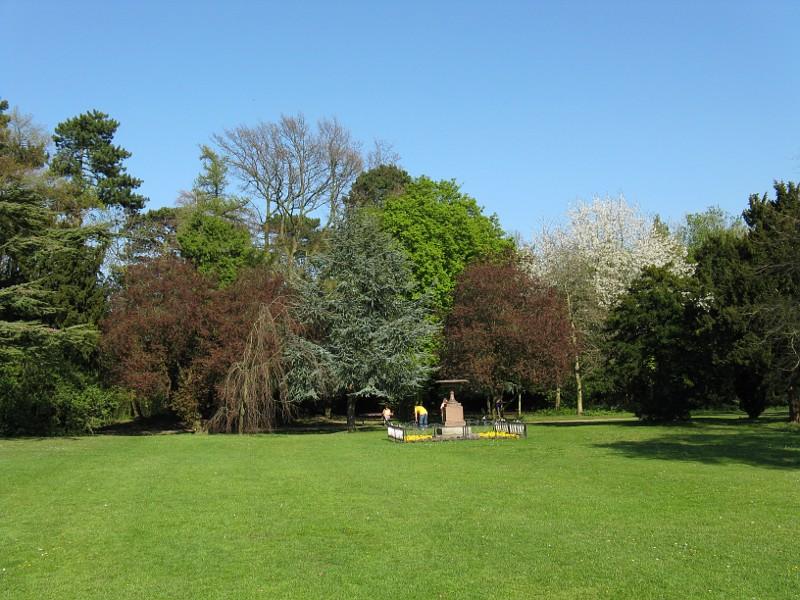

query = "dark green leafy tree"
[
  {"left": 742, "top": 181, "right": 800, "bottom": 422},
  {"left": 692, "top": 229, "right": 772, "bottom": 418},
  {"left": 177, "top": 206, "right": 259, "bottom": 287},
  {"left": 344, "top": 164, "right": 411, "bottom": 213},
  {"left": 261, "top": 213, "right": 323, "bottom": 268},
  {"left": 380, "top": 176, "right": 513, "bottom": 314},
  {"left": 173, "top": 147, "right": 260, "bottom": 286},
  {"left": 120, "top": 206, "right": 181, "bottom": 264},
  {"left": 305, "top": 212, "right": 437, "bottom": 430},
  {"left": 605, "top": 266, "right": 702, "bottom": 421}
]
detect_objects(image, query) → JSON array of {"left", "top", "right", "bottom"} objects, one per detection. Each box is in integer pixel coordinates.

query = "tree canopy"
[
  {"left": 4, "top": 95, "right": 800, "bottom": 435},
  {"left": 304, "top": 211, "right": 437, "bottom": 430},
  {"left": 442, "top": 255, "right": 572, "bottom": 407},
  {"left": 380, "top": 176, "right": 513, "bottom": 313},
  {"left": 51, "top": 109, "right": 146, "bottom": 216},
  {"left": 605, "top": 266, "right": 702, "bottom": 421},
  {"left": 0, "top": 101, "right": 121, "bottom": 434},
  {"left": 344, "top": 164, "right": 411, "bottom": 213}
]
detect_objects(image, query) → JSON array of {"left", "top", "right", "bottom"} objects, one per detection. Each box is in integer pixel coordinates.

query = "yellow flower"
[{"left": 477, "top": 431, "right": 519, "bottom": 439}]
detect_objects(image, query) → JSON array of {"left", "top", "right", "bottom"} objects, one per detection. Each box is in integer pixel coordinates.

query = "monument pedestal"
[
  {"left": 437, "top": 425, "right": 470, "bottom": 439},
  {"left": 444, "top": 400, "right": 465, "bottom": 427},
  {"left": 438, "top": 392, "right": 470, "bottom": 438}
]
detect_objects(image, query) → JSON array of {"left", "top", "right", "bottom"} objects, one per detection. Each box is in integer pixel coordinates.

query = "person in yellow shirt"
[{"left": 414, "top": 403, "right": 428, "bottom": 428}]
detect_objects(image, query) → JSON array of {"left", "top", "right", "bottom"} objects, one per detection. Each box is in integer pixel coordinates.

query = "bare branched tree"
[
  {"left": 212, "top": 114, "right": 362, "bottom": 268},
  {"left": 366, "top": 139, "right": 401, "bottom": 169}
]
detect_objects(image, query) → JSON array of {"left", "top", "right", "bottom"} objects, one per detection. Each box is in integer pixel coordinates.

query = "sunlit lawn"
[{"left": 1, "top": 412, "right": 798, "bottom": 599}]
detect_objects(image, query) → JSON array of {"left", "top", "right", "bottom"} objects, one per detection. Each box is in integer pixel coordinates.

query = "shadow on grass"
[
  {"left": 597, "top": 422, "right": 800, "bottom": 470},
  {"left": 276, "top": 419, "right": 386, "bottom": 435},
  {"left": 98, "top": 414, "right": 191, "bottom": 436},
  {"left": 97, "top": 416, "right": 386, "bottom": 436},
  {"left": 0, "top": 435, "right": 83, "bottom": 442}
]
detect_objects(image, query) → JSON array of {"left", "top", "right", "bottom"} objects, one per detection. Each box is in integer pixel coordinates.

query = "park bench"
[{"left": 356, "top": 412, "right": 385, "bottom": 425}]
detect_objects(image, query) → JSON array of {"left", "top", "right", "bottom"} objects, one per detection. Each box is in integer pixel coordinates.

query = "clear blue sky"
[{"left": 3, "top": 0, "right": 799, "bottom": 238}]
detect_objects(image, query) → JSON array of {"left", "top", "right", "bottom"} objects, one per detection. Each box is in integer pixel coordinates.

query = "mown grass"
[
  {"left": 1, "top": 414, "right": 798, "bottom": 599},
  {"left": 520, "top": 408, "right": 636, "bottom": 421}
]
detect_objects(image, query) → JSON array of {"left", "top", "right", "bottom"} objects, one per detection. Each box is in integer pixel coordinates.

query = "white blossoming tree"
[{"left": 526, "top": 195, "right": 691, "bottom": 414}]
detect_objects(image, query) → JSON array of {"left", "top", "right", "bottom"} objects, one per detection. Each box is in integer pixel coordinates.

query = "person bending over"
[{"left": 414, "top": 403, "right": 428, "bottom": 428}]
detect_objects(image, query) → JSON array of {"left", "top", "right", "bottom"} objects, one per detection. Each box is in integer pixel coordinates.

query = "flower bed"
[
  {"left": 405, "top": 434, "right": 433, "bottom": 443},
  {"left": 386, "top": 420, "right": 526, "bottom": 442},
  {"left": 477, "top": 430, "right": 519, "bottom": 439}
]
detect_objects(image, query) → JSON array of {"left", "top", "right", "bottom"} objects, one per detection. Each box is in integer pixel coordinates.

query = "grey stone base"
[{"left": 436, "top": 426, "right": 472, "bottom": 439}]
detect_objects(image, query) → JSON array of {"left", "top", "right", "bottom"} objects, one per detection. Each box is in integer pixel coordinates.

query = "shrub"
[
  {"left": 52, "top": 383, "right": 128, "bottom": 433},
  {"left": 0, "top": 362, "right": 127, "bottom": 435}
]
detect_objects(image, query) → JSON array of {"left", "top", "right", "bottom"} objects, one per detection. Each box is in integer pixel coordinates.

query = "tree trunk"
[
  {"left": 566, "top": 293, "right": 583, "bottom": 416},
  {"left": 555, "top": 386, "right": 561, "bottom": 411},
  {"left": 264, "top": 199, "right": 272, "bottom": 257},
  {"left": 574, "top": 354, "right": 584, "bottom": 416},
  {"left": 517, "top": 391, "right": 522, "bottom": 419},
  {"left": 789, "top": 386, "right": 800, "bottom": 423},
  {"left": 346, "top": 395, "right": 356, "bottom": 432}
]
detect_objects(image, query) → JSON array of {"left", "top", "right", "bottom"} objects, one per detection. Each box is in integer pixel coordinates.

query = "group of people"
[
  {"left": 380, "top": 403, "right": 429, "bottom": 427},
  {"left": 381, "top": 395, "right": 505, "bottom": 428}
]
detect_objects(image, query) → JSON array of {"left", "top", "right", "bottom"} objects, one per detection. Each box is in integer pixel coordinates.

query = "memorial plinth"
[
  {"left": 437, "top": 388, "right": 470, "bottom": 439},
  {"left": 443, "top": 390, "right": 465, "bottom": 427}
]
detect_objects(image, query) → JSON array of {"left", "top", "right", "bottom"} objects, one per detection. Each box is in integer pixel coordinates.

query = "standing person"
[
  {"left": 414, "top": 403, "right": 428, "bottom": 428},
  {"left": 440, "top": 397, "right": 448, "bottom": 424},
  {"left": 381, "top": 405, "right": 393, "bottom": 426},
  {"left": 495, "top": 398, "right": 503, "bottom": 420}
]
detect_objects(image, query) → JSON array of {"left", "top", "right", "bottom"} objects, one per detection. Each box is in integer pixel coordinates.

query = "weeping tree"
[
  {"left": 207, "top": 297, "right": 330, "bottom": 433},
  {"left": 209, "top": 301, "right": 292, "bottom": 433}
]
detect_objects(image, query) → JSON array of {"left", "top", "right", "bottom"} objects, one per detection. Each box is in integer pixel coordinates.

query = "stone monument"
[
  {"left": 435, "top": 379, "right": 470, "bottom": 439},
  {"left": 443, "top": 389, "right": 465, "bottom": 427}
]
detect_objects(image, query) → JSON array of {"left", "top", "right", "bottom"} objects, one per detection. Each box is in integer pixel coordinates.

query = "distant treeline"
[{"left": 1, "top": 99, "right": 798, "bottom": 435}]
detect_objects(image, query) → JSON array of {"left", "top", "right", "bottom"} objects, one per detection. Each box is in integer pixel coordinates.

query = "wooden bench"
[{"left": 356, "top": 412, "right": 385, "bottom": 425}]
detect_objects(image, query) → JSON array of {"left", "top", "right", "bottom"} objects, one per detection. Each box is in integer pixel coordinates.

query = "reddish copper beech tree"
[
  {"left": 441, "top": 255, "right": 573, "bottom": 415},
  {"left": 101, "top": 256, "right": 296, "bottom": 430},
  {"left": 101, "top": 256, "right": 213, "bottom": 420}
]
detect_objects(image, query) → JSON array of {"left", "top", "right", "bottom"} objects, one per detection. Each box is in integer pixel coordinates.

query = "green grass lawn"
[
  {"left": 519, "top": 408, "right": 637, "bottom": 421},
  {"left": 1, "top": 415, "right": 798, "bottom": 599}
]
